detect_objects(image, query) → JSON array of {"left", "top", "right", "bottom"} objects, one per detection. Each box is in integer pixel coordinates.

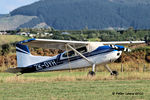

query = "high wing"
[
  {"left": 20, "top": 38, "right": 90, "bottom": 50},
  {"left": 20, "top": 38, "right": 145, "bottom": 50},
  {"left": 101, "top": 41, "right": 145, "bottom": 45}
]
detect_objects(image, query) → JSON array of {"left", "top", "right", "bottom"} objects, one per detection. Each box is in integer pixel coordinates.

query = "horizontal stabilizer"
[{"left": 5, "top": 67, "right": 26, "bottom": 73}]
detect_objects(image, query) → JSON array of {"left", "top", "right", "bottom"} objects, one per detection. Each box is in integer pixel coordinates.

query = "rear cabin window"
[{"left": 62, "top": 46, "right": 87, "bottom": 58}]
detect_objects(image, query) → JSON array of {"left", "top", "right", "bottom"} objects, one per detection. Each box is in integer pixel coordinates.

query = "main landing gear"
[
  {"left": 88, "top": 71, "right": 96, "bottom": 76},
  {"left": 88, "top": 64, "right": 96, "bottom": 76},
  {"left": 105, "top": 65, "right": 118, "bottom": 76},
  {"left": 88, "top": 64, "right": 118, "bottom": 76}
]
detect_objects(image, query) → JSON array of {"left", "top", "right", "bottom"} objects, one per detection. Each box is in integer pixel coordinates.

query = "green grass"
[
  {"left": 0, "top": 72, "right": 150, "bottom": 100},
  {"left": 0, "top": 35, "right": 29, "bottom": 46}
]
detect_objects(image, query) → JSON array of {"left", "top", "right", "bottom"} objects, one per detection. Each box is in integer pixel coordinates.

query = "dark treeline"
[{"left": 6, "top": 27, "right": 150, "bottom": 42}]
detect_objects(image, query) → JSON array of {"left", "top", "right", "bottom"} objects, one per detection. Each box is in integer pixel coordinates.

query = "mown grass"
[
  {"left": 2, "top": 71, "right": 150, "bottom": 83},
  {"left": 0, "top": 80, "right": 149, "bottom": 100},
  {"left": 0, "top": 71, "right": 150, "bottom": 100}
]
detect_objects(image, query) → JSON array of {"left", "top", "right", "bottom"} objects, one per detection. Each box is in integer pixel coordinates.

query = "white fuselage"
[
  {"left": 41, "top": 50, "right": 122, "bottom": 71},
  {"left": 16, "top": 43, "right": 123, "bottom": 73}
]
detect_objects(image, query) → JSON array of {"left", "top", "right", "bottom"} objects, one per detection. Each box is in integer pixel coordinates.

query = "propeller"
[
  {"left": 123, "top": 48, "right": 131, "bottom": 52},
  {"left": 109, "top": 45, "right": 131, "bottom": 52},
  {"left": 109, "top": 44, "right": 118, "bottom": 49}
]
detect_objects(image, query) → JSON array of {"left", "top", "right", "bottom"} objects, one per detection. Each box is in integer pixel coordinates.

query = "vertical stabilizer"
[
  {"left": 16, "top": 43, "right": 31, "bottom": 67},
  {"left": 16, "top": 43, "right": 51, "bottom": 67}
]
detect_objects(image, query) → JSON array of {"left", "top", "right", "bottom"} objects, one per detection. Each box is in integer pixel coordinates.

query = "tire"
[
  {"left": 88, "top": 71, "right": 96, "bottom": 76},
  {"left": 111, "top": 71, "right": 118, "bottom": 76}
]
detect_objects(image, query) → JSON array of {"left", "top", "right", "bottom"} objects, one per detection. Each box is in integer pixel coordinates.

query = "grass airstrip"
[
  {"left": 0, "top": 35, "right": 150, "bottom": 99},
  {"left": 0, "top": 71, "right": 150, "bottom": 100}
]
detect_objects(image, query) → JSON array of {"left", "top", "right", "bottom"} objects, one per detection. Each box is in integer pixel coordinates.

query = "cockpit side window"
[
  {"left": 62, "top": 51, "right": 75, "bottom": 57},
  {"left": 62, "top": 46, "right": 87, "bottom": 58}
]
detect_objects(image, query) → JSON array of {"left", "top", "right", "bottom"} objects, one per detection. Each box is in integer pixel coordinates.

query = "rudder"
[{"left": 16, "top": 43, "right": 31, "bottom": 67}]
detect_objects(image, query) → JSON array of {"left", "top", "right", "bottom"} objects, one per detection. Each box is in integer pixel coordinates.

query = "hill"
[
  {"left": 0, "top": 14, "right": 5, "bottom": 18},
  {"left": 1, "top": 0, "right": 150, "bottom": 30},
  {"left": 0, "top": 15, "right": 51, "bottom": 30},
  {"left": 0, "top": 15, "right": 37, "bottom": 30},
  {"left": 9, "top": 0, "right": 150, "bottom": 30}
]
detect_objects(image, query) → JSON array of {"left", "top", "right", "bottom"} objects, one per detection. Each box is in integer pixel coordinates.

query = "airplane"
[{"left": 6, "top": 38, "right": 145, "bottom": 76}]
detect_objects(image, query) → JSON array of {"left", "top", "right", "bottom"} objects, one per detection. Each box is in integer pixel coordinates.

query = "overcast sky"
[{"left": 0, "top": 0, "right": 39, "bottom": 14}]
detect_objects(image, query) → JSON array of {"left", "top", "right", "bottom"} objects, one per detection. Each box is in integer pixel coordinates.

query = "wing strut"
[
  {"left": 66, "top": 44, "right": 94, "bottom": 65},
  {"left": 66, "top": 44, "right": 96, "bottom": 75}
]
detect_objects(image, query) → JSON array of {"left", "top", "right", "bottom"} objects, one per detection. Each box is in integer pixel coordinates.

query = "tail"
[
  {"left": 16, "top": 43, "right": 50, "bottom": 67},
  {"left": 16, "top": 43, "right": 32, "bottom": 67}
]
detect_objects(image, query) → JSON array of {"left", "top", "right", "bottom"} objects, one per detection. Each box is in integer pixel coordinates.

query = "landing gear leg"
[
  {"left": 88, "top": 64, "right": 96, "bottom": 76},
  {"left": 66, "top": 44, "right": 96, "bottom": 76},
  {"left": 104, "top": 65, "right": 118, "bottom": 76}
]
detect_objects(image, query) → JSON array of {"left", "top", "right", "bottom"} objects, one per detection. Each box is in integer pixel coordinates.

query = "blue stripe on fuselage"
[{"left": 93, "top": 45, "right": 112, "bottom": 52}]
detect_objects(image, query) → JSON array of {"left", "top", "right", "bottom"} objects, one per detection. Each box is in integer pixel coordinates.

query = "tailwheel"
[
  {"left": 16, "top": 73, "right": 23, "bottom": 76},
  {"left": 88, "top": 71, "right": 96, "bottom": 76},
  {"left": 111, "top": 71, "right": 118, "bottom": 76}
]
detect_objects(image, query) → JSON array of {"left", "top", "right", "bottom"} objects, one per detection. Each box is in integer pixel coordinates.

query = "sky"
[{"left": 0, "top": 0, "right": 39, "bottom": 14}]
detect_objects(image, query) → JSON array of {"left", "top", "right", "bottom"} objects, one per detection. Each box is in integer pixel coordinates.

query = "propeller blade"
[{"left": 124, "top": 48, "right": 131, "bottom": 52}]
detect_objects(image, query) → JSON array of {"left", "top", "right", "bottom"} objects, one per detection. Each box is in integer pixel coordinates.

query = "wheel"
[
  {"left": 88, "top": 71, "right": 96, "bottom": 76},
  {"left": 111, "top": 71, "right": 118, "bottom": 76}
]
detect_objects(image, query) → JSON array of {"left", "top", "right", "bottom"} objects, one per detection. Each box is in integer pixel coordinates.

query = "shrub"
[
  {"left": 1, "top": 44, "right": 11, "bottom": 55},
  {"left": 145, "top": 50, "right": 150, "bottom": 63}
]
